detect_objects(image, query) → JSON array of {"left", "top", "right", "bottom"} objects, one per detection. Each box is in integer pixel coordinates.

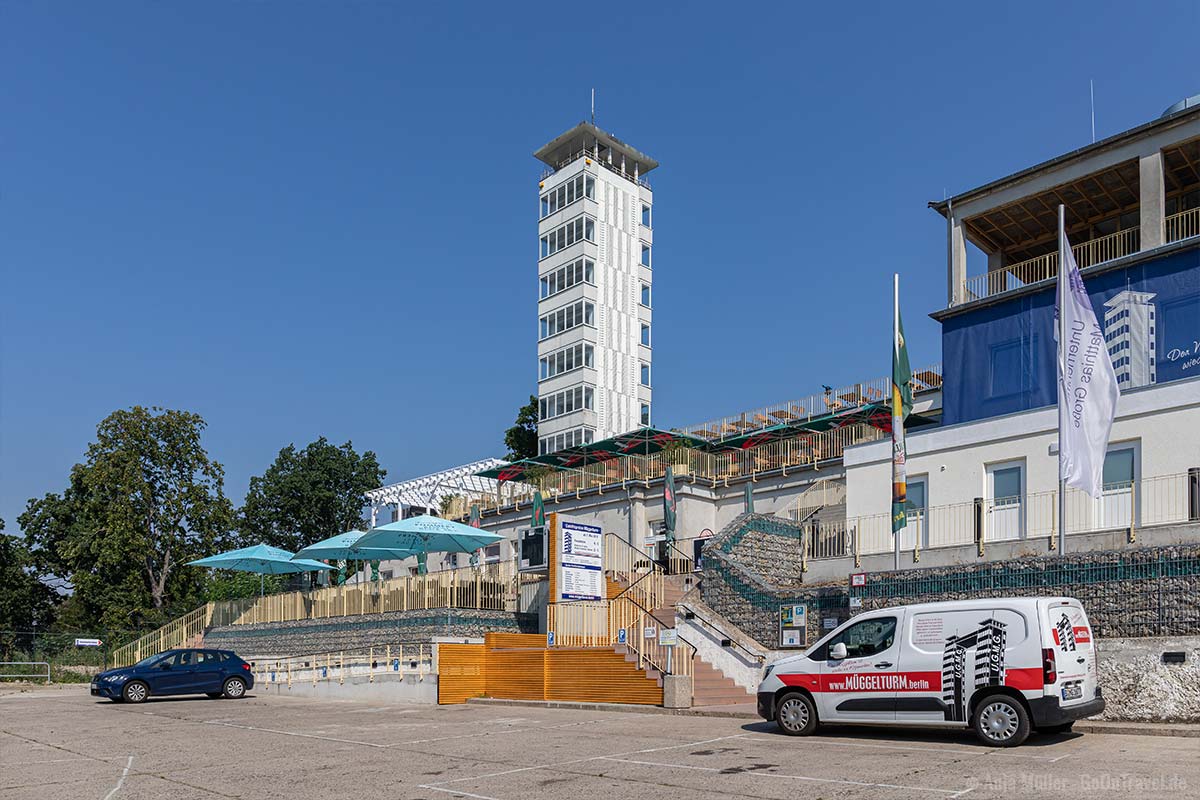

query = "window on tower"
[
  {"left": 641, "top": 244, "right": 651, "bottom": 267},
  {"left": 538, "top": 385, "right": 595, "bottom": 421},
  {"left": 640, "top": 363, "right": 651, "bottom": 387},
  {"left": 641, "top": 323, "right": 651, "bottom": 347},
  {"left": 539, "top": 258, "right": 595, "bottom": 299},
  {"left": 640, "top": 403, "right": 651, "bottom": 426},
  {"left": 539, "top": 174, "right": 597, "bottom": 220},
  {"left": 538, "top": 426, "right": 596, "bottom": 456},
  {"left": 641, "top": 204, "right": 652, "bottom": 228},
  {"left": 539, "top": 300, "right": 596, "bottom": 341},
  {"left": 539, "top": 215, "right": 597, "bottom": 260},
  {"left": 640, "top": 283, "right": 651, "bottom": 307},
  {"left": 539, "top": 343, "right": 594, "bottom": 381}
]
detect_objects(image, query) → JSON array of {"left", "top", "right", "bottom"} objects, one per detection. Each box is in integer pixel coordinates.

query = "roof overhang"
[{"left": 534, "top": 121, "right": 659, "bottom": 174}]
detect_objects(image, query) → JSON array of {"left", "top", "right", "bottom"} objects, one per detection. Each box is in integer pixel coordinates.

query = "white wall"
[{"left": 845, "top": 376, "right": 1200, "bottom": 521}]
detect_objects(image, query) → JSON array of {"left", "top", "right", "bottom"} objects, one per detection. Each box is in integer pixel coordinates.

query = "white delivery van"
[{"left": 756, "top": 597, "right": 1103, "bottom": 746}]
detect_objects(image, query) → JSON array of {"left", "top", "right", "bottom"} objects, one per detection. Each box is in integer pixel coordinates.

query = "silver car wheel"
[
  {"left": 124, "top": 682, "right": 147, "bottom": 702},
  {"left": 224, "top": 678, "right": 245, "bottom": 698},
  {"left": 979, "top": 701, "right": 1020, "bottom": 742},
  {"left": 779, "top": 697, "right": 810, "bottom": 732}
]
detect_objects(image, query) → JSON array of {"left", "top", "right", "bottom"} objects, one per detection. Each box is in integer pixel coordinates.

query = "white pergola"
[{"left": 365, "top": 458, "right": 510, "bottom": 525}]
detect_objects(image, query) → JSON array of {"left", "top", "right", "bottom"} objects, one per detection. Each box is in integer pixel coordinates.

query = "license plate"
[{"left": 1061, "top": 684, "right": 1082, "bottom": 701}]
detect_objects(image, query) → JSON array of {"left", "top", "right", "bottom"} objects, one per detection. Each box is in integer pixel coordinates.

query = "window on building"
[
  {"left": 539, "top": 300, "right": 595, "bottom": 340},
  {"left": 640, "top": 283, "right": 651, "bottom": 307},
  {"left": 540, "top": 258, "right": 595, "bottom": 299},
  {"left": 640, "top": 244, "right": 651, "bottom": 267},
  {"left": 538, "top": 385, "right": 595, "bottom": 421},
  {"left": 1102, "top": 447, "right": 1135, "bottom": 490},
  {"left": 539, "top": 174, "right": 597, "bottom": 220},
  {"left": 640, "top": 323, "right": 651, "bottom": 347},
  {"left": 539, "top": 215, "right": 596, "bottom": 260},
  {"left": 640, "top": 403, "right": 650, "bottom": 426},
  {"left": 640, "top": 363, "right": 651, "bottom": 387},
  {"left": 538, "top": 426, "right": 596, "bottom": 455},
  {"left": 539, "top": 343, "right": 594, "bottom": 381},
  {"left": 641, "top": 204, "right": 652, "bottom": 228}
]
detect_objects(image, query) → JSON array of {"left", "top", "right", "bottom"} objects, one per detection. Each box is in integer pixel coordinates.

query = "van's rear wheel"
[
  {"left": 775, "top": 692, "right": 817, "bottom": 736},
  {"left": 972, "top": 694, "right": 1030, "bottom": 747}
]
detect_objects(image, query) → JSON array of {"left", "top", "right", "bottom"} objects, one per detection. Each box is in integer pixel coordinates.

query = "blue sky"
[{"left": 3, "top": 1, "right": 1197, "bottom": 530}]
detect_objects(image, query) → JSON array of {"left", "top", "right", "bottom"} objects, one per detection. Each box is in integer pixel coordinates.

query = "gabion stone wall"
[
  {"left": 854, "top": 543, "right": 1200, "bottom": 638},
  {"left": 203, "top": 608, "right": 537, "bottom": 657},
  {"left": 700, "top": 513, "right": 850, "bottom": 647}
]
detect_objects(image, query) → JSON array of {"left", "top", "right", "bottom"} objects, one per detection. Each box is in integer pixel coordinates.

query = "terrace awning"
[
  {"left": 474, "top": 428, "right": 711, "bottom": 482},
  {"left": 710, "top": 402, "right": 937, "bottom": 450}
]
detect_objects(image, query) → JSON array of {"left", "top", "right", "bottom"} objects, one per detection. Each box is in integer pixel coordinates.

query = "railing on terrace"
[
  {"left": 540, "top": 147, "right": 652, "bottom": 189},
  {"left": 454, "top": 422, "right": 891, "bottom": 523},
  {"left": 250, "top": 644, "right": 435, "bottom": 688},
  {"left": 784, "top": 478, "right": 847, "bottom": 522},
  {"left": 817, "top": 471, "right": 1198, "bottom": 562},
  {"left": 680, "top": 364, "right": 943, "bottom": 441},
  {"left": 209, "top": 562, "right": 517, "bottom": 627},
  {"left": 1166, "top": 206, "right": 1200, "bottom": 244},
  {"left": 960, "top": 227, "right": 1140, "bottom": 305},
  {"left": 110, "top": 604, "right": 212, "bottom": 668}
]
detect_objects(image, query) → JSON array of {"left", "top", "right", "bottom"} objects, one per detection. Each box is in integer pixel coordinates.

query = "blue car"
[{"left": 92, "top": 648, "right": 254, "bottom": 703}]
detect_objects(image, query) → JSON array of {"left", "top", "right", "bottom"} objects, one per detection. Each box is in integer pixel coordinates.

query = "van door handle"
[{"left": 874, "top": 661, "right": 893, "bottom": 669}]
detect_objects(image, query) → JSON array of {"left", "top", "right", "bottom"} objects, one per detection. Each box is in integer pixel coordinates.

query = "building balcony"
[{"left": 957, "top": 206, "right": 1200, "bottom": 305}]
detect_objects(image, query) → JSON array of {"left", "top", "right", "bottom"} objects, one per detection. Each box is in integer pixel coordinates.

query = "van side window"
[{"left": 824, "top": 616, "right": 898, "bottom": 659}]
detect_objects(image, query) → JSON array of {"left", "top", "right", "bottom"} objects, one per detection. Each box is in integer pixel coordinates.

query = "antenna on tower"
[
  {"left": 591, "top": 88, "right": 595, "bottom": 125},
  {"left": 1090, "top": 79, "right": 1096, "bottom": 143}
]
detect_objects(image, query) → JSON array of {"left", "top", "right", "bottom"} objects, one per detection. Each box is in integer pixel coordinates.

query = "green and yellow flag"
[{"left": 891, "top": 304, "right": 913, "bottom": 534}]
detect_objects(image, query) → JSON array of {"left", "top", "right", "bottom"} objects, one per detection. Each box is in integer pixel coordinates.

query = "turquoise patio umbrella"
[
  {"left": 294, "top": 530, "right": 417, "bottom": 586},
  {"left": 189, "top": 543, "right": 333, "bottom": 596},
  {"left": 293, "top": 531, "right": 417, "bottom": 563},
  {"left": 354, "top": 515, "right": 503, "bottom": 558}
]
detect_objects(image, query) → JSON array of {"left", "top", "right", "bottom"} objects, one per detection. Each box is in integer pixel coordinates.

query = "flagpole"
[
  {"left": 893, "top": 273, "right": 901, "bottom": 571},
  {"left": 1057, "top": 205, "right": 1067, "bottom": 555}
]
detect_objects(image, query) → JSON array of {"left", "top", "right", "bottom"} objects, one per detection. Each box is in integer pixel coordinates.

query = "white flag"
[{"left": 1056, "top": 233, "right": 1119, "bottom": 498}]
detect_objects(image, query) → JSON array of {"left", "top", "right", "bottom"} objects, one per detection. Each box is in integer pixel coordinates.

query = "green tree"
[
  {"left": 19, "top": 407, "right": 235, "bottom": 631},
  {"left": 238, "top": 437, "right": 386, "bottom": 552},
  {"left": 503, "top": 395, "right": 539, "bottom": 461},
  {"left": 0, "top": 518, "right": 60, "bottom": 654}
]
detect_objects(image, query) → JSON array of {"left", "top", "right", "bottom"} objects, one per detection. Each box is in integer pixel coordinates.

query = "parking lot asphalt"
[{"left": 1, "top": 685, "right": 1195, "bottom": 800}]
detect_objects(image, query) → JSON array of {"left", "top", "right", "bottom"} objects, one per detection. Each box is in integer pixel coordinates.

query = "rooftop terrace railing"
[
  {"left": 960, "top": 227, "right": 1139, "bottom": 306},
  {"left": 959, "top": 209, "right": 1200, "bottom": 307},
  {"left": 679, "top": 364, "right": 942, "bottom": 441},
  {"left": 540, "top": 148, "right": 652, "bottom": 189},
  {"left": 447, "top": 421, "right": 892, "bottom": 522}
]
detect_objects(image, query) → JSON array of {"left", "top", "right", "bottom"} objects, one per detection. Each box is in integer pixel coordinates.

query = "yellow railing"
[
  {"left": 250, "top": 644, "right": 435, "bottom": 688},
  {"left": 547, "top": 601, "right": 610, "bottom": 647},
  {"left": 110, "top": 604, "right": 213, "bottom": 668},
  {"left": 210, "top": 562, "right": 517, "bottom": 627},
  {"left": 610, "top": 596, "right": 694, "bottom": 678},
  {"left": 962, "top": 227, "right": 1140, "bottom": 303},
  {"left": 838, "top": 471, "right": 1194, "bottom": 559},
  {"left": 1166, "top": 206, "right": 1200, "bottom": 243}
]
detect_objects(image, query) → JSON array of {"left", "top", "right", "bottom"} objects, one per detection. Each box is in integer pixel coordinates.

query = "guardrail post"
[
  {"left": 369, "top": 647, "right": 374, "bottom": 683},
  {"left": 1129, "top": 487, "right": 1138, "bottom": 543},
  {"left": 852, "top": 524, "right": 860, "bottom": 568},
  {"left": 973, "top": 497, "right": 985, "bottom": 558},
  {"left": 339, "top": 652, "right": 344, "bottom": 685},
  {"left": 1189, "top": 468, "right": 1200, "bottom": 521}
]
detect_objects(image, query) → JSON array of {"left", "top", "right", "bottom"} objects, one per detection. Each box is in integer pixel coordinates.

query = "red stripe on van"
[
  {"left": 1003, "top": 667, "right": 1043, "bottom": 690},
  {"left": 780, "top": 671, "right": 943, "bottom": 692}
]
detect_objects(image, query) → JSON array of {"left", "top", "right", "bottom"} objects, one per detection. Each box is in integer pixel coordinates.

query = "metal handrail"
[
  {"left": 675, "top": 599, "right": 765, "bottom": 664},
  {"left": 612, "top": 594, "right": 696, "bottom": 677},
  {"left": 540, "top": 148, "right": 652, "bottom": 189},
  {"left": 0, "top": 661, "right": 51, "bottom": 683}
]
